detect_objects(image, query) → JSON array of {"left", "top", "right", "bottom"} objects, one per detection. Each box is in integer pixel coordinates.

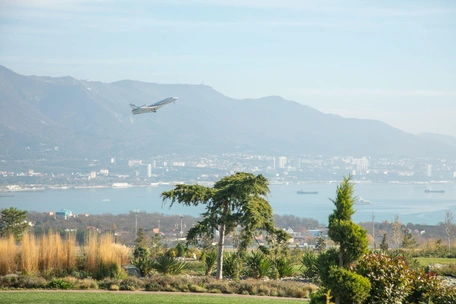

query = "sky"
[{"left": 1, "top": 0, "right": 456, "bottom": 136}]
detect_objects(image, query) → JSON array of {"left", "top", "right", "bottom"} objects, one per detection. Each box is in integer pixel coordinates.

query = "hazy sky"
[{"left": 1, "top": 0, "right": 455, "bottom": 136}]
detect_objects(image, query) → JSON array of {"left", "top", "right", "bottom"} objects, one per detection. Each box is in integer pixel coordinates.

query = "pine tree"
[{"left": 0, "top": 207, "right": 28, "bottom": 241}]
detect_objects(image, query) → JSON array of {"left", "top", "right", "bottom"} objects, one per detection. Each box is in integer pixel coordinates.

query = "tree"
[
  {"left": 328, "top": 175, "right": 368, "bottom": 268},
  {"left": 315, "top": 231, "right": 326, "bottom": 253},
  {"left": 161, "top": 172, "right": 290, "bottom": 279},
  {"left": 380, "top": 233, "right": 389, "bottom": 252},
  {"left": 391, "top": 215, "right": 403, "bottom": 250},
  {"left": 324, "top": 176, "right": 370, "bottom": 304},
  {"left": 444, "top": 210, "right": 455, "bottom": 255},
  {"left": 0, "top": 207, "right": 28, "bottom": 241}
]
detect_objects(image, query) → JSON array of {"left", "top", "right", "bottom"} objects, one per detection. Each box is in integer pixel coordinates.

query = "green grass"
[
  {"left": 0, "top": 291, "right": 309, "bottom": 304},
  {"left": 415, "top": 257, "right": 456, "bottom": 267}
]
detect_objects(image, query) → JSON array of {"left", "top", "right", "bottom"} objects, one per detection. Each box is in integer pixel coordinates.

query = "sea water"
[{"left": 1, "top": 183, "right": 455, "bottom": 225}]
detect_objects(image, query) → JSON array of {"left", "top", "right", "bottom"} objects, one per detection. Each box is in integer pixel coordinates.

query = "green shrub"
[
  {"left": 0, "top": 274, "right": 48, "bottom": 289},
  {"left": 203, "top": 249, "right": 217, "bottom": 275},
  {"left": 405, "top": 268, "right": 456, "bottom": 303},
  {"left": 301, "top": 250, "right": 319, "bottom": 278},
  {"left": 245, "top": 251, "right": 272, "bottom": 279},
  {"left": 355, "top": 253, "right": 412, "bottom": 304},
  {"left": 151, "top": 256, "right": 188, "bottom": 275},
  {"left": 429, "top": 263, "right": 456, "bottom": 277},
  {"left": 274, "top": 256, "right": 294, "bottom": 278},
  {"left": 223, "top": 252, "right": 242, "bottom": 280},
  {"left": 309, "top": 288, "right": 335, "bottom": 304},
  {"left": 77, "top": 278, "right": 98, "bottom": 290},
  {"left": 188, "top": 283, "right": 206, "bottom": 293},
  {"left": 98, "top": 278, "right": 121, "bottom": 290},
  {"left": 19, "top": 276, "right": 48, "bottom": 289},
  {"left": 120, "top": 277, "right": 144, "bottom": 291},
  {"left": 326, "top": 266, "right": 371, "bottom": 304},
  {"left": 46, "top": 278, "right": 75, "bottom": 290}
]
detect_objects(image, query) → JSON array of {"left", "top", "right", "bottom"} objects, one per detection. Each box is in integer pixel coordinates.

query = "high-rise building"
[
  {"left": 426, "top": 164, "right": 432, "bottom": 177},
  {"left": 353, "top": 157, "right": 369, "bottom": 173},
  {"left": 277, "top": 156, "right": 287, "bottom": 169},
  {"left": 147, "top": 164, "right": 152, "bottom": 178}
]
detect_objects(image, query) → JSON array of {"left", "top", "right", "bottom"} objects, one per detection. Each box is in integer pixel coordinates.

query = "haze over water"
[{"left": 2, "top": 183, "right": 455, "bottom": 225}]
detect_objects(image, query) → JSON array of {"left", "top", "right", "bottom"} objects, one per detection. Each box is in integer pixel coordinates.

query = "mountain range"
[{"left": 0, "top": 65, "right": 455, "bottom": 160}]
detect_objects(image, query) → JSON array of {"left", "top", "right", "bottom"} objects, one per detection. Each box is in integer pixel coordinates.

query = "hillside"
[{"left": 0, "top": 65, "right": 454, "bottom": 159}]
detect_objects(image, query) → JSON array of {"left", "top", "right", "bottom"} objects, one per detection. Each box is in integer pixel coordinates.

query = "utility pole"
[
  {"left": 134, "top": 209, "right": 139, "bottom": 236},
  {"left": 372, "top": 212, "right": 376, "bottom": 249},
  {"left": 180, "top": 214, "right": 183, "bottom": 239}
]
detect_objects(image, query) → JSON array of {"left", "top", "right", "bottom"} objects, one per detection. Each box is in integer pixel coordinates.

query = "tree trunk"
[{"left": 215, "top": 221, "right": 226, "bottom": 279}]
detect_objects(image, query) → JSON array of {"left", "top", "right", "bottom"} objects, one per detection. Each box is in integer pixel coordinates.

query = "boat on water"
[
  {"left": 355, "top": 197, "right": 371, "bottom": 205},
  {"left": 297, "top": 190, "right": 319, "bottom": 195},
  {"left": 424, "top": 189, "right": 445, "bottom": 193},
  {"left": 101, "top": 198, "right": 111, "bottom": 202}
]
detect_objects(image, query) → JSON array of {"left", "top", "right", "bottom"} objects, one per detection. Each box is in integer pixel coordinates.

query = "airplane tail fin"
[{"left": 129, "top": 103, "right": 138, "bottom": 109}]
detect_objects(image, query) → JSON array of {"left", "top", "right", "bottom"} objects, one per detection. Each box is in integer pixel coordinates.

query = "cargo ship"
[
  {"left": 297, "top": 190, "right": 319, "bottom": 194},
  {"left": 424, "top": 189, "right": 445, "bottom": 193}
]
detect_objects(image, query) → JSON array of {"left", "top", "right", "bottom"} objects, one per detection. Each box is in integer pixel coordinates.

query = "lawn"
[
  {"left": 415, "top": 257, "right": 456, "bottom": 267},
  {"left": 0, "top": 291, "right": 309, "bottom": 304}
]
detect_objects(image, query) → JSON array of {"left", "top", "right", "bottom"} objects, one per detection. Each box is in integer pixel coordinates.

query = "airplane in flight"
[{"left": 130, "top": 97, "right": 178, "bottom": 115}]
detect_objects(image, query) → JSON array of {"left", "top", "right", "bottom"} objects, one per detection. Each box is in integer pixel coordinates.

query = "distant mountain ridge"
[{"left": 0, "top": 65, "right": 454, "bottom": 159}]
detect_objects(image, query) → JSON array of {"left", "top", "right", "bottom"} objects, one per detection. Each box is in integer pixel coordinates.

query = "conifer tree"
[
  {"left": 0, "top": 207, "right": 28, "bottom": 241},
  {"left": 380, "top": 233, "right": 389, "bottom": 252},
  {"left": 317, "top": 176, "right": 370, "bottom": 304},
  {"left": 162, "top": 172, "right": 290, "bottom": 279}
]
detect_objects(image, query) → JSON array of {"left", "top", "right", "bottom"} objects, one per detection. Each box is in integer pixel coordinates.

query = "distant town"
[{"left": 1, "top": 153, "right": 455, "bottom": 191}]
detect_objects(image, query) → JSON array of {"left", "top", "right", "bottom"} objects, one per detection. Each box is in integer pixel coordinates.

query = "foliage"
[
  {"left": 380, "top": 233, "right": 389, "bottom": 252},
  {"left": 406, "top": 268, "right": 456, "bottom": 303},
  {"left": 161, "top": 172, "right": 290, "bottom": 279},
  {"left": 119, "top": 277, "right": 144, "bottom": 291},
  {"left": 324, "top": 175, "right": 370, "bottom": 304},
  {"left": 445, "top": 210, "right": 456, "bottom": 256},
  {"left": 135, "top": 227, "right": 150, "bottom": 247},
  {"left": 149, "top": 233, "right": 164, "bottom": 259},
  {"left": 46, "top": 278, "right": 75, "bottom": 289},
  {"left": 150, "top": 256, "right": 188, "bottom": 275},
  {"left": 222, "top": 252, "right": 242, "bottom": 280},
  {"left": 310, "top": 288, "right": 335, "bottom": 304},
  {"left": 273, "top": 256, "right": 294, "bottom": 278},
  {"left": 327, "top": 176, "right": 368, "bottom": 268},
  {"left": 315, "top": 231, "right": 326, "bottom": 253},
  {"left": 245, "top": 250, "right": 272, "bottom": 279},
  {"left": 300, "top": 250, "right": 319, "bottom": 279},
  {"left": 0, "top": 207, "right": 28, "bottom": 241},
  {"left": 326, "top": 266, "right": 371, "bottom": 304},
  {"left": 131, "top": 245, "right": 153, "bottom": 276},
  {"left": 355, "top": 253, "right": 413, "bottom": 304},
  {"left": 202, "top": 248, "right": 217, "bottom": 275},
  {"left": 316, "top": 247, "right": 339, "bottom": 285},
  {"left": 176, "top": 242, "right": 187, "bottom": 257}
]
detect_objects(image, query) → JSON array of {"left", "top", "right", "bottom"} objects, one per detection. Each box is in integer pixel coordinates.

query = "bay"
[{"left": 1, "top": 182, "right": 455, "bottom": 225}]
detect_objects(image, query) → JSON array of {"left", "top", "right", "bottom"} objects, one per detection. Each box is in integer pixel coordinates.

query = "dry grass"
[
  {"left": 21, "top": 233, "right": 39, "bottom": 275},
  {"left": 0, "top": 231, "right": 131, "bottom": 279},
  {"left": 0, "top": 235, "right": 17, "bottom": 275},
  {"left": 84, "top": 232, "right": 131, "bottom": 279}
]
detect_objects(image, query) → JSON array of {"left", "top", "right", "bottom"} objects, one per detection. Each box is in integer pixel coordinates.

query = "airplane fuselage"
[{"left": 130, "top": 97, "right": 178, "bottom": 115}]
